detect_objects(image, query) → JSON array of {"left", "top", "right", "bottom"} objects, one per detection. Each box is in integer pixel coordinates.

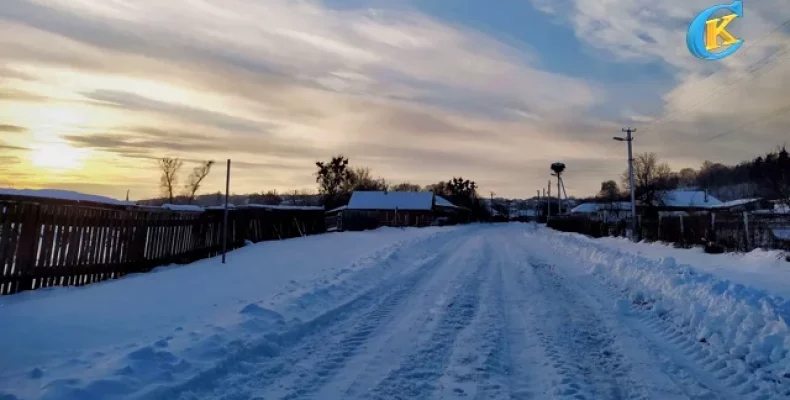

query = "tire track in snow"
[
  {"left": 528, "top": 227, "right": 785, "bottom": 399},
  {"left": 434, "top": 246, "right": 510, "bottom": 400},
  {"left": 267, "top": 240, "right": 472, "bottom": 400},
  {"left": 364, "top": 240, "right": 491, "bottom": 400},
  {"left": 628, "top": 303, "right": 787, "bottom": 400},
  {"left": 149, "top": 230, "right": 473, "bottom": 400},
  {"left": 526, "top": 259, "right": 651, "bottom": 400},
  {"left": 572, "top": 275, "right": 749, "bottom": 400}
]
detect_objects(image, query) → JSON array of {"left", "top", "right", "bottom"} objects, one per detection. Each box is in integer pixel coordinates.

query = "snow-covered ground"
[{"left": 1, "top": 224, "right": 788, "bottom": 399}]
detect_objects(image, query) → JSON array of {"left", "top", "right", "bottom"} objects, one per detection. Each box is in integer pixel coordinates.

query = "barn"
[{"left": 325, "top": 191, "right": 467, "bottom": 231}]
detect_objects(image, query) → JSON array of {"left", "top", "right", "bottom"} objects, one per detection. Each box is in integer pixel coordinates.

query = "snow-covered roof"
[
  {"left": 434, "top": 195, "right": 460, "bottom": 209},
  {"left": 348, "top": 191, "right": 434, "bottom": 211},
  {"left": 0, "top": 188, "right": 135, "bottom": 206},
  {"left": 659, "top": 190, "right": 722, "bottom": 207},
  {"left": 710, "top": 198, "right": 762, "bottom": 209},
  {"left": 206, "top": 204, "right": 237, "bottom": 210},
  {"left": 162, "top": 204, "right": 204, "bottom": 212},
  {"left": 244, "top": 204, "right": 324, "bottom": 211},
  {"left": 570, "top": 202, "right": 632, "bottom": 213}
]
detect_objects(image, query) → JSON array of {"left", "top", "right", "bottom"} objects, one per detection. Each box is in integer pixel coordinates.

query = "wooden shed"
[{"left": 327, "top": 191, "right": 466, "bottom": 231}]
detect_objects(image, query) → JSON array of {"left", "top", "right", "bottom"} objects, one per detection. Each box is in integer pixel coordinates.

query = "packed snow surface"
[{"left": 1, "top": 224, "right": 789, "bottom": 399}]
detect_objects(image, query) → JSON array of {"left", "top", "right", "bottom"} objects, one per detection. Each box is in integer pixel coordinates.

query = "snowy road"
[{"left": 1, "top": 224, "right": 788, "bottom": 399}]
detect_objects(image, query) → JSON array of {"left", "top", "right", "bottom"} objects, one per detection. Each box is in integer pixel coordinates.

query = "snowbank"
[
  {"left": 0, "top": 188, "right": 134, "bottom": 206},
  {"left": 588, "top": 234, "right": 790, "bottom": 299},
  {"left": 534, "top": 228, "right": 790, "bottom": 388}
]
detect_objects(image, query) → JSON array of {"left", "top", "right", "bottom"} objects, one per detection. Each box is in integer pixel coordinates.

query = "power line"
[
  {"left": 642, "top": 45, "right": 790, "bottom": 133},
  {"left": 703, "top": 102, "right": 790, "bottom": 142},
  {"left": 637, "top": 17, "right": 790, "bottom": 131},
  {"left": 664, "top": 16, "right": 790, "bottom": 104}
]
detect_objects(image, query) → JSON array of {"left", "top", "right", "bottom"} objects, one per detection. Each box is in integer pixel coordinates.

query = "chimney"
[{"left": 704, "top": 189, "right": 708, "bottom": 203}]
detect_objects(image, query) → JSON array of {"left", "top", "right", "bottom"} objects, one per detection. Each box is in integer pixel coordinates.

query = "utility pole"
[
  {"left": 535, "top": 190, "right": 540, "bottom": 223},
  {"left": 542, "top": 188, "right": 546, "bottom": 221},
  {"left": 222, "top": 159, "right": 231, "bottom": 264},
  {"left": 547, "top": 180, "right": 551, "bottom": 221},
  {"left": 614, "top": 128, "right": 637, "bottom": 240},
  {"left": 557, "top": 177, "right": 561, "bottom": 215}
]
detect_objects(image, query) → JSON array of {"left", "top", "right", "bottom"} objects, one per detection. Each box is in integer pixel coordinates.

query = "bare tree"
[
  {"left": 344, "top": 167, "right": 387, "bottom": 192},
  {"left": 184, "top": 160, "right": 214, "bottom": 204},
  {"left": 159, "top": 157, "right": 183, "bottom": 203},
  {"left": 621, "top": 152, "right": 673, "bottom": 208}
]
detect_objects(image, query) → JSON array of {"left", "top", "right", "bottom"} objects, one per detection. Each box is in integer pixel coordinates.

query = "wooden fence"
[
  {"left": 0, "top": 196, "right": 325, "bottom": 295},
  {"left": 548, "top": 211, "right": 790, "bottom": 253}
]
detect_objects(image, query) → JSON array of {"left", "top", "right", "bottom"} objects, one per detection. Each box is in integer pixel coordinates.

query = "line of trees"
[{"left": 591, "top": 146, "right": 790, "bottom": 209}]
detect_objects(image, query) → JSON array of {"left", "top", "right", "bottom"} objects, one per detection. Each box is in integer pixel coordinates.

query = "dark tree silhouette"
[
  {"left": 316, "top": 156, "right": 353, "bottom": 209},
  {"left": 621, "top": 153, "right": 673, "bottom": 211},
  {"left": 391, "top": 182, "right": 423, "bottom": 192},
  {"left": 598, "top": 180, "right": 620, "bottom": 200},
  {"left": 158, "top": 157, "right": 183, "bottom": 204},
  {"left": 184, "top": 160, "right": 214, "bottom": 204}
]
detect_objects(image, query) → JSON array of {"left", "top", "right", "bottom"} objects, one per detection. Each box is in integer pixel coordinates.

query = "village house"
[
  {"left": 325, "top": 191, "right": 468, "bottom": 231},
  {"left": 570, "top": 190, "right": 725, "bottom": 221}
]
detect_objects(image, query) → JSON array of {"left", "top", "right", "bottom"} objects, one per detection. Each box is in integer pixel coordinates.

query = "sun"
[{"left": 31, "top": 142, "right": 87, "bottom": 171}]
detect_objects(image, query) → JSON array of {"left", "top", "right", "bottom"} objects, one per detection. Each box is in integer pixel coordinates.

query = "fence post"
[
  {"left": 637, "top": 215, "right": 642, "bottom": 241},
  {"left": 679, "top": 215, "right": 684, "bottom": 246},
  {"left": 743, "top": 211, "right": 750, "bottom": 251},
  {"left": 658, "top": 215, "right": 662, "bottom": 241},
  {"left": 710, "top": 212, "right": 716, "bottom": 242}
]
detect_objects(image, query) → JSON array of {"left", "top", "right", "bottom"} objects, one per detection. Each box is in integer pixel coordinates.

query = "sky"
[{"left": 0, "top": 0, "right": 788, "bottom": 200}]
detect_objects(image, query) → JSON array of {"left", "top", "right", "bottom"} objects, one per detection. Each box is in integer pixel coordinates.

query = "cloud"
[
  {"left": 0, "top": 124, "right": 27, "bottom": 133},
  {"left": 12, "top": 0, "right": 760, "bottom": 196},
  {"left": 82, "top": 90, "right": 275, "bottom": 134},
  {"left": 2, "top": 0, "right": 601, "bottom": 117},
  {"left": 527, "top": 0, "right": 790, "bottom": 169}
]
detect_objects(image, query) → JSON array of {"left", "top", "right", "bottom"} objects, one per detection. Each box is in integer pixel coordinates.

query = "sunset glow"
[
  {"left": 30, "top": 141, "right": 88, "bottom": 172},
  {"left": 0, "top": 0, "right": 788, "bottom": 201}
]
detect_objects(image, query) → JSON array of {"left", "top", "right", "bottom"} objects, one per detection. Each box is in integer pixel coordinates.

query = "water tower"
[{"left": 550, "top": 162, "right": 568, "bottom": 214}]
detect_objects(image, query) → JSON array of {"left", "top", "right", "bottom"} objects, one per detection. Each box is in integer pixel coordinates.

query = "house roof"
[
  {"left": 570, "top": 202, "right": 632, "bottom": 213},
  {"left": 162, "top": 204, "right": 204, "bottom": 212},
  {"left": 660, "top": 190, "right": 722, "bottom": 207},
  {"left": 0, "top": 188, "right": 134, "bottom": 206},
  {"left": 709, "top": 198, "right": 762, "bottom": 209},
  {"left": 347, "top": 191, "right": 435, "bottom": 211},
  {"left": 434, "top": 195, "right": 459, "bottom": 208}
]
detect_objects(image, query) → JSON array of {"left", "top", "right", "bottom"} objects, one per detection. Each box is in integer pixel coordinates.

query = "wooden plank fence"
[
  {"left": 0, "top": 196, "right": 326, "bottom": 295},
  {"left": 548, "top": 211, "right": 790, "bottom": 253}
]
